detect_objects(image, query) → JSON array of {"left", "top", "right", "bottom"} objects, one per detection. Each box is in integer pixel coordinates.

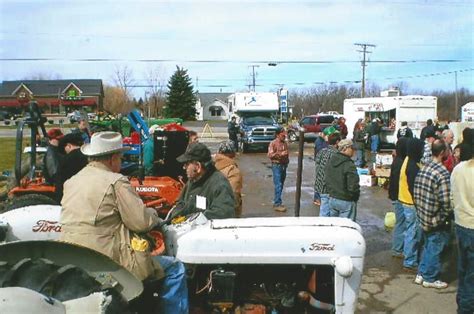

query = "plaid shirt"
[
  {"left": 413, "top": 160, "right": 452, "bottom": 231},
  {"left": 314, "top": 146, "right": 338, "bottom": 194}
]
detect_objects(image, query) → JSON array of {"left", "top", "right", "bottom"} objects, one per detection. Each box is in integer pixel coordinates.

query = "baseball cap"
[
  {"left": 337, "top": 139, "right": 354, "bottom": 152},
  {"left": 47, "top": 128, "right": 64, "bottom": 140},
  {"left": 176, "top": 142, "right": 212, "bottom": 163},
  {"left": 323, "top": 126, "right": 339, "bottom": 136}
]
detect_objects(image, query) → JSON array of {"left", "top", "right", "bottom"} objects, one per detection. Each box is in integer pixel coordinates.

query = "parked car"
[
  {"left": 287, "top": 114, "right": 336, "bottom": 142},
  {"left": 67, "top": 111, "right": 96, "bottom": 123},
  {"left": 0, "top": 110, "right": 11, "bottom": 121}
]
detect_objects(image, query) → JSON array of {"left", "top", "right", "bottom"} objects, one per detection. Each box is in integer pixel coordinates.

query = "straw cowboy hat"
[{"left": 81, "top": 131, "right": 131, "bottom": 156}]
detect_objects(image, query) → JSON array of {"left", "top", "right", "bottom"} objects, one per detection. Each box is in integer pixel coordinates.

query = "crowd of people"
[
  {"left": 386, "top": 124, "right": 473, "bottom": 313},
  {"left": 40, "top": 114, "right": 472, "bottom": 313}
]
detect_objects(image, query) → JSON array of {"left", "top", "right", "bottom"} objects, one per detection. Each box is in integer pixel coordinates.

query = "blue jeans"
[
  {"left": 391, "top": 200, "right": 406, "bottom": 255},
  {"left": 271, "top": 163, "right": 287, "bottom": 206},
  {"left": 456, "top": 224, "right": 474, "bottom": 314},
  {"left": 370, "top": 135, "right": 379, "bottom": 153},
  {"left": 402, "top": 204, "right": 421, "bottom": 268},
  {"left": 418, "top": 229, "right": 450, "bottom": 282},
  {"left": 152, "top": 255, "right": 189, "bottom": 314},
  {"left": 355, "top": 148, "right": 365, "bottom": 168},
  {"left": 328, "top": 197, "right": 357, "bottom": 221},
  {"left": 319, "top": 193, "right": 330, "bottom": 217}
]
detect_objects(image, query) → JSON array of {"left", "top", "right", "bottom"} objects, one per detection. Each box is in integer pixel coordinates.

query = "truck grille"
[{"left": 252, "top": 127, "right": 277, "bottom": 137}]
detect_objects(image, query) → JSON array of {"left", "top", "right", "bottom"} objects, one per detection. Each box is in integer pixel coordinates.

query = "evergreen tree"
[{"left": 164, "top": 66, "right": 197, "bottom": 120}]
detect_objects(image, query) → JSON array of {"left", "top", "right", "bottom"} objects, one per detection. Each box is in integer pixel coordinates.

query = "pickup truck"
[
  {"left": 287, "top": 114, "right": 336, "bottom": 142},
  {"left": 239, "top": 113, "right": 281, "bottom": 153}
]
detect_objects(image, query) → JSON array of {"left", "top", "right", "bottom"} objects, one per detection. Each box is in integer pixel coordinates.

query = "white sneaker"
[
  {"left": 422, "top": 280, "right": 448, "bottom": 289},
  {"left": 414, "top": 274, "right": 423, "bottom": 285}
]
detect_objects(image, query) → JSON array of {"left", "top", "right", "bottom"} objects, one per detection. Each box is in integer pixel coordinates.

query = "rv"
[{"left": 343, "top": 90, "right": 437, "bottom": 148}]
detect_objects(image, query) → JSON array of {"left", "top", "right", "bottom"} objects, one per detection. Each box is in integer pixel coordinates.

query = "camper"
[
  {"left": 343, "top": 90, "right": 437, "bottom": 148},
  {"left": 461, "top": 102, "right": 474, "bottom": 122},
  {"left": 228, "top": 92, "right": 281, "bottom": 152}
]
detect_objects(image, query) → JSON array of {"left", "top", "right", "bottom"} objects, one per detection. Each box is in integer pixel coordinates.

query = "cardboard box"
[
  {"left": 376, "top": 154, "right": 393, "bottom": 166},
  {"left": 359, "top": 174, "right": 376, "bottom": 187},
  {"left": 375, "top": 167, "right": 391, "bottom": 178}
]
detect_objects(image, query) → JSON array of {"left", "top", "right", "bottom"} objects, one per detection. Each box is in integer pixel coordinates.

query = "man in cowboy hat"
[
  {"left": 60, "top": 131, "right": 188, "bottom": 313},
  {"left": 173, "top": 142, "right": 235, "bottom": 219}
]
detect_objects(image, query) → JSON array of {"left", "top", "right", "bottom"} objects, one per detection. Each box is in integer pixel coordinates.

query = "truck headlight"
[{"left": 332, "top": 256, "right": 353, "bottom": 278}]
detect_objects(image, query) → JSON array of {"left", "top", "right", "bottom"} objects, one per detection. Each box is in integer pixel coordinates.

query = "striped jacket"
[{"left": 314, "top": 146, "right": 338, "bottom": 194}]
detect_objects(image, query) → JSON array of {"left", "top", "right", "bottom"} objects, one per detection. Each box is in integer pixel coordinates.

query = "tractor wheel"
[
  {"left": 4, "top": 194, "right": 59, "bottom": 212},
  {"left": 0, "top": 258, "right": 128, "bottom": 313}
]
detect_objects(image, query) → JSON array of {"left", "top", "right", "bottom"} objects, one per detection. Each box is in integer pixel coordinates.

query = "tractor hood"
[{"left": 165, "top": 215, "right": 365, "bottom": 265}]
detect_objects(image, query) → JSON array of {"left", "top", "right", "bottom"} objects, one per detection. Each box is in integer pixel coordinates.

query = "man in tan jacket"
[
  {"left": 214, "top": 140, "right": 243, "bottom": 217},
  {"left": 60, "top": 131, "right": 188, "bottom": 313}
]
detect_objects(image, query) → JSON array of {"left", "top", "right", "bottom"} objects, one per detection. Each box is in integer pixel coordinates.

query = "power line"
[{"left": 0, "top": 57, "right": 468, "bottom": 64}]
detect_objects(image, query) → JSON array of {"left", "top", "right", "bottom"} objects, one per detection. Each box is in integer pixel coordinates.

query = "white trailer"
[
  {"left": 343, "top": 94, "right": 437, "bottom": 145},
  {"left": 461, "top": 102, "right": 474, "bottom": 122}
]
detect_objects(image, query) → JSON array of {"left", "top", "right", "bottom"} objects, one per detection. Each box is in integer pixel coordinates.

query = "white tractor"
[{"left": 0, "top": 205, "right": 366, "bottom": 313}]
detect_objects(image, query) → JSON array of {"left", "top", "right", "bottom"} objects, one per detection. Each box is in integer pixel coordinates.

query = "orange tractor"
[{"left": 5, "top": 102, "right": 187, "bottom": 218}]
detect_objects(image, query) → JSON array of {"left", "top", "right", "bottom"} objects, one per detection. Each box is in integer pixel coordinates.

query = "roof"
[
  {"left": 197, "top": 92, "right": 231, "bottom": 106},
  {"left": 0, "top": 79, "right": 104, "bottom": 96}
]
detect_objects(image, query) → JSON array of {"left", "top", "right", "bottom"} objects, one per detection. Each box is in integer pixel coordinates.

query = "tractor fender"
[{"left": 0, "top": 240, "right": 143, "bottom": 302}]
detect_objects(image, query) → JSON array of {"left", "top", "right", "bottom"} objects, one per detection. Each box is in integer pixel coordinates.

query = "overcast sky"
[{"left": 1, "top": 0, "right": 473, "bottom": 97}]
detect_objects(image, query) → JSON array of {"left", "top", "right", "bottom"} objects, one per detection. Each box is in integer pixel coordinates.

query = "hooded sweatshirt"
[
  {"left": 325, "top": 152, "right": 360, "bottom": 202},
  {"left": 214, "top": 153, "right": 243, "bottom": 217},
  {"left": 388, "top": 138, "right": 408, "bottom": 201},
  {"left": 398, "top": 138, "right": 424, "bottom": 205}
]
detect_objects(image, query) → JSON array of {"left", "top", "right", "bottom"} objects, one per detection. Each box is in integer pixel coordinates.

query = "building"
[
  {"left": 0, "top": 79, "right": 104, "bottom": 115},
  {"left": 195, "top": 93, "right": 232, "bottom": 121}
]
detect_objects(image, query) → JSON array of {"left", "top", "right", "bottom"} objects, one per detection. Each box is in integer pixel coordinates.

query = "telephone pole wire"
[{"left": 354, "top": 43, "right": 376, "bottom": 97}]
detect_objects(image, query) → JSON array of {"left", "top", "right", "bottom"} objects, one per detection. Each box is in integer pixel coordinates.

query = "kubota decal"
[
  {"left": 32, "top": 220, "right": 62, "bottom": 232},
  {"left": 136, "top": 186, "right": 159, "bottom": 193}
]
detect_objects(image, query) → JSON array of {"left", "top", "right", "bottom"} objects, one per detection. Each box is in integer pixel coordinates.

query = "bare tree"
[
  {"left": 111, "top": 65, "right": 135, "bottom": 114},
  {"left": 103, "top": 85, "right": 133, "bottom": 114},
  {"left": 145, "top": 66, "right": 167, "bottom": 118}
]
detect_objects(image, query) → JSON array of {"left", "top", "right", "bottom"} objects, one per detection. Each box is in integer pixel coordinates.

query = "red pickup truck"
[{"left": 287, "top": 114, "right": 336, "bottom": 142}]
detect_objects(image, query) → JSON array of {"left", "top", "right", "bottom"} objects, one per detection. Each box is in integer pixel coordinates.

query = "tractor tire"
[
  {"left": 0, "top": 258, "right": 129, "bottom": 313},
  {"left": 4, "top": 194, "right": 59, "bottom": 212}
]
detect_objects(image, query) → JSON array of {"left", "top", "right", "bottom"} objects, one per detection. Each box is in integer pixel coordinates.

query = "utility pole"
[
  {"left": 249, "top": 65, "right": 259, "bottom": 92},
  {"left": 454, "top": 71, "right": 459, "bottom": 121},
  {"left": 354, "top": 43, "right": 376, "bottom": 98}
]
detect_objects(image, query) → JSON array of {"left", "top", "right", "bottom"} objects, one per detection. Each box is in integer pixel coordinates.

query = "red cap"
[{"left": 47, "top": 128, "right": 64, "bottom": 140}]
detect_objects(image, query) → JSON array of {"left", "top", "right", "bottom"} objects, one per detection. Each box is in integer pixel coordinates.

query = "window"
[
  {"left": 210, "top": 107, "right": 223, "bottom": 116},
  {"left": 67, "top": 89, "right": 77, "bottom": 98}
]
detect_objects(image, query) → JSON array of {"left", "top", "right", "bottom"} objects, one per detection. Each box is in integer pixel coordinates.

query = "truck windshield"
[{"left": 242, "top": 116, "right": 275, "bottom": 126}]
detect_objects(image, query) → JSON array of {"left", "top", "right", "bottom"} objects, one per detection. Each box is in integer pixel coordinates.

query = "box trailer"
[
  {"left": 461, "top": 102, "right": 474, "bottom": 122},
  {"left": 343, "top": 94, "right": 437, "bottom": 147}
]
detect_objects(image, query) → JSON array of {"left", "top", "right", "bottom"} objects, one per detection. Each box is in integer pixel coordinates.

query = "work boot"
[{"left": 273, "top": 205, "right": 287, "bottom": 212}]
